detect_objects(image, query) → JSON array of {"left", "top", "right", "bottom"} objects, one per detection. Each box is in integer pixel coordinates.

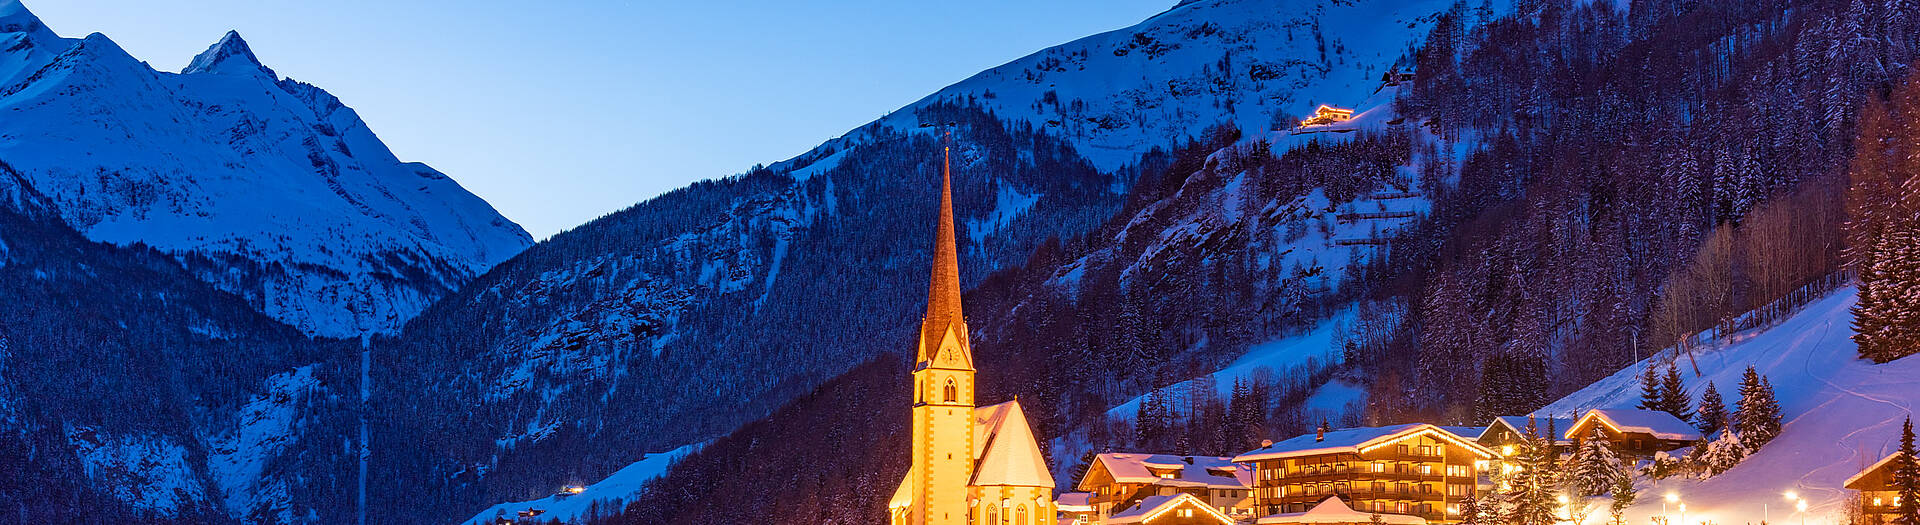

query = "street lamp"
[
  {"left": 1663, "top": 492, "right": 1679, "bottom": 525},
  {"left": 1796, "top": 498, "right": 1808, "bottom": 525}
]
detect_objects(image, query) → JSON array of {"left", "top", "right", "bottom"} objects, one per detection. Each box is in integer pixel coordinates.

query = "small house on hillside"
[
  {"left": 1105, "top": 493, "right": 1238, "bottom": 525},
  {"left": 1299, "top": 105, "right": 1355, "bottom": 127},
  {"left": 1056, "top": 492, "right": 1096, "bottom": 525},
  {"left": 1077, "top": 453, "right": 1254, "bottom": 522},
  {"left": 1845, "top": 451, "right": 1909, "bottom": 522},
  {"left": 1564, "top": 409, "right": 1702, "bottom": 457}
]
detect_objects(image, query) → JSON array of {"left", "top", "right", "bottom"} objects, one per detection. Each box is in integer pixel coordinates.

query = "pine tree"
[
  {"left": 1697, "top": 382, "right": 1727, "bottom": 434},
  {"left": 1458, "top": 494, "right": 1485, "bottom": 525},
  {"left": 1894, "top": 417, "right": 1920, "bottom": 525},
  {"left": 1608, "top": 473, "right": 1638, "bottom": 525},
  {"left": 1637, "top": 362, "right": 1665, "bottom": 411},
  {"left": 1735, "top": 367, "right": 1783, "bottom": 450},
  {"left": 1569, "top": 427, "right": 1625, "bottom": 496},
  {"left": 1503, "top": 417, "right": 1559, "bottom": 525},
  {"left": 1661, "top": 363, "right": 1694, "bottom": 423}
]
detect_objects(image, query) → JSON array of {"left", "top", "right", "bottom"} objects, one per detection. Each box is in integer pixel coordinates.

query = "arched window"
[
  {"left": 985, "top": 504, "right": 997, "bottom": 525},
  {"left": 1016, "top": 504, "right": 1029, "bottom": 525},
  {"left": 944, "top": 378, "right": 958, "bottom": 403}
]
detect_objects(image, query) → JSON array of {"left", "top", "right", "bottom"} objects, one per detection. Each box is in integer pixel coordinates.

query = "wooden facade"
[
  {"left": 1235, "top": 425, "right": 1495, "bottom": 524},
  {"left": 1846, "top": 452, "right": 1909, "bottom": 523},
  {"left": 1563, "top": 409, "right": 1700, "bottom": 458}
]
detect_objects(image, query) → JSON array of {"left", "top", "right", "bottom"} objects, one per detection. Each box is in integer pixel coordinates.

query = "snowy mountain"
[
  {"left": 1539, "top": 287, "right": 1918, "bottom": 524},
  {"left": 363, "top": 1, "right": 1469, "bottom": 521},
  {"left": 0, "top": 1, "right": 532, "bottom": 336}
]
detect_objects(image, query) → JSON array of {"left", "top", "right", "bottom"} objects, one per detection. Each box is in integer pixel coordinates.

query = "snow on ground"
[
  {"left": 1541, "top": 287, "right": 1918, "bottom": 525},
  {"left": 66, "top": 425, "right": 207, "bottom": 517},
  {"left": 1108, "top": 310, "right": 1350, "bottom": 419},
  {"left": 208, "top": 366, "right": 321, "bottom": 522},
  {"left": 459, "top": 442, "right": 702, "bottom": 525}
]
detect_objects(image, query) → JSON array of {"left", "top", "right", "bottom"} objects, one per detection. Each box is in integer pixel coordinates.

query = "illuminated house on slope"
[
  {"left": 1233, "top": 424, "right": 1496, "bottom": 524},
  {"left": 889, "top": 137, "right": 1056, "bottom": 525},
  {"left": 1562, "top": 408, "right": 1701, "bottom": 458},
  {"left": 1299, "top": 105, "right": 1355, "bottom": 127},
  {"left": 1074, "top": 453, "right": 1254, "bottom": 523},
  {"left": 1845, "top": 451, "right": 1910, "bottom": 522}
]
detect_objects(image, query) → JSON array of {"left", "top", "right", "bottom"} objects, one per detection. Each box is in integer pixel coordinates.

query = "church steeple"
[{"left": 917, "top": 134, "right": 971, "bottom": 370}]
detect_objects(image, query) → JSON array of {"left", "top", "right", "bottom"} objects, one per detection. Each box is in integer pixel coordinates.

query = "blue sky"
[{"left": 30, "top": 1, "right": 1174, "bottom": 238}]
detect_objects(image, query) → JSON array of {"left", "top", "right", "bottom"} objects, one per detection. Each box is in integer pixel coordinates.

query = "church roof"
[
  {"left": 889, "top": 466, "right": 916, "bottom": 509},
  {"left": 917, "top": 142, "right": 971, "bottom": 368},
  {"left": 970, "top": 400, "right": 1055, "bottom": 487}
]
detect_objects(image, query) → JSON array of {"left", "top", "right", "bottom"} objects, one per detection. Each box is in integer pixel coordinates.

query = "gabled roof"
[
  {"left": 1568, "top": 409, "right": 1702, "bottom": 441},
  {"left": 1477, "top": 416, "right": 1577, "bottom": 444},
  {"left": 1845, "top": 452, "right": 1907, "bottom": 490},
  {"left": 1233, "top": 423, "right": 1496, "bottom": 462},
  {"left": 970, "top": 400, "right": 1055, "bottom": 487},
  {"left": 1107, "top": 493, "right": 1236, "bottom": 524},
  {"left": 1255, "top": 495, "right": 1428, "bottom": 525},
  {"left": 1079, "top": 453, "right": 1250, "bottom": 491},
  {"left": 1055, "top": 492, "right": 1094, "bottom": 512}
]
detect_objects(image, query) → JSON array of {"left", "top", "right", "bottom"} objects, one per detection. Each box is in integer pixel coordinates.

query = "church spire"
[{"left": 918, "top": 131, "right": 969, "bottom": 367}]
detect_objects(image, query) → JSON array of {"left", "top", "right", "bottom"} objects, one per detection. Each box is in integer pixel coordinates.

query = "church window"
[
  {"left": 985, "top": 504, "right": 997, "bottom": 525},
  {"left": 1016, "top": 504, "right": 1028, "bottom": 525},
  {"left": 944, "top": 379, "right": 958, "bottom": 403}
]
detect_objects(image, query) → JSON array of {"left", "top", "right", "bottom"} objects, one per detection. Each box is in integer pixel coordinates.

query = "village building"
[
  {"left": 1844, "top": 451, "right": 1908, "bottom": 522},
  {"left": 1233, "top": 424, "right": 1496, "bottom": 524},
  {"left": 1056, "top": 492, "right": 1096, "bottom": 525},
  {"left": 889, "top": 140, "right": 1056, "bottom": 525},
  {"left": 1256, "top": 495, "right": 1431, "bottom": 525},
  {"left": 1475, "top": 416, "right": 1575, "bottom": 456},
  {"left": 1103, "top": 493, "right": 1238, "bottom": 525},
  {"left": 1074, "top": 453, "right": 1255, "bottom": 523},
  {"left": 1298, "top": 105, "right": 1355, "bottom": 127},
  {"left": 1563, "top": 409, "right": 1701, "bottom": 458}
]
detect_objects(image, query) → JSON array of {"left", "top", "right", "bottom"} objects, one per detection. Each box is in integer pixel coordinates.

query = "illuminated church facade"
[{"left": 888, "top": 141, "right": 1056, "bottom": 525}]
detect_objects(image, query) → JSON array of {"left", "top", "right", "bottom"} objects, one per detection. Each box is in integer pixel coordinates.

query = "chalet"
[
  {"left": 1104, "top": 493, "right": 1238, "bottom": 525},
  {"left": 1076, "top": 453, "right": 1255, "bottom": 523},
  {"left": 1475, "top": 416, "right": 1576, "bottom": 456},
  {"left": 1057, "top": 492, "right": 1096, "bottom": 525},
  {"left": 1844, "top": 452, "right": 1909, "bottom": 522},
  {"left": 1299, "top": 105, "right": 1355, "bottom": 127},
  {"left": 1257, "top": 495, "right": 1431, "bottom": 525},
  {"left": 1563, "top": 409, "right": 1701, "bottom": 457},
  {"left": 1233, "top": 424, "right": 1496, "bottom": 524}
]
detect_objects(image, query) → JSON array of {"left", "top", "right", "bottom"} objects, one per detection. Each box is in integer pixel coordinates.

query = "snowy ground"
[
  {"left": 459, "top": 443, "right": 701, "bottom": 525},
  {"left": 1542, "top": 287, "right": 1918, "bottom": 525}
]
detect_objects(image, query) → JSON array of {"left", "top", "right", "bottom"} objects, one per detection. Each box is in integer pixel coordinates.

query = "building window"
[
  {"left": 1398, "top": 444, "right": 1410, "bottom": 455},
  {"left": 1373, "top": 461, "right": 1385, "bottom": 473},
  {"left": 986, "top": 505, "right": 998, "bottom": 525},
  {"left": 943, "top": 379, "right": 957, "bottom": 403},
  {"left": 1016, "top": 504, "right": 1028, "bottom": 525},
  {"left": 1397, "top": 502, "right": 1409, "bottom": 513},
  {"left": 1420, "top": 464, "right": 1433, "bottom": 476}
]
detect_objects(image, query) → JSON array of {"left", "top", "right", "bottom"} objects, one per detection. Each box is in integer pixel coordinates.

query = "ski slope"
[
  {"left": 459, "top": 443, "right": 702, "bottom": 525},
  {"left": 1542, "top": 287, "right": 1919, "bottom": 525}
]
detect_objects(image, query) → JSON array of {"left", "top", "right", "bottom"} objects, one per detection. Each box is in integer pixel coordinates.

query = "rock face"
[{"left": 0, "top": 7, "right": 532, "bottom": 337}]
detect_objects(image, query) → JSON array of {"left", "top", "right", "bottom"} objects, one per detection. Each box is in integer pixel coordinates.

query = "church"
[{"left": 889, "top": 140, "right": 1056, "bottom": 525}]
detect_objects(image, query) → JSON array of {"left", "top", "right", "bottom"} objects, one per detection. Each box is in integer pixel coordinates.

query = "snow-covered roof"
[
  {"left": 1255, "top": 496, "right": 1428, "bottom": 525},
  {"left": 1477, "top": 416, "right": 1577, "bottom": 444},
  {"left": 1055, "top": 492, "right": 1094, "bottom": 512},
  {"left": 1844, "top": 452, "right": 1906, "bottom": 490},
  {"left": 889, "top": 467, "right": 915, "bottom": 509},
  {"left": 970, "top": 400, "right": 1055, "bottom": 488},
  {"left": 1233, "top": 423, "right": 1495, "bottom": 462},
  {"left": 1569, "top": 409, "right": 1702, "bottom": 441},
  {"left": 1081, "top": 453, "right": 1250, "bottom": 490},
  {"left": 1106, "top": 493, "right": 1236, "bottom": 524}
]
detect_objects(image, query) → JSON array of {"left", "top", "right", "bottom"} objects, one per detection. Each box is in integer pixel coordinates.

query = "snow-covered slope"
[
  {"left": 783, "top": 0, "right": 1467, "bottom": 175},
  {"left": 0, "top": 2, "right": 531, "bottom": 336},
  {"left": 1542, "top": 287, "right": 1918, "bottom": 524},
  {"left": 459, "top": 443, "right": 701, "bottom": 525}
]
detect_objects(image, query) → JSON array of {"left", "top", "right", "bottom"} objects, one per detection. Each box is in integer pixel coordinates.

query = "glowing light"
[
  {"left": 1784, "top": 491, "right": 1799, "bottom": 501},
  {"left": 1502, "top": 445, "right": 1516, "bottom": 456},
  {"left": 1557, "top": 495, "right": 1570, "bottom": 504},
  {"left": 1796, "top": 500, "right": 1807, "bottom": 512},
  {"left": 1665, "top": 492, "right": 1680, "bottom": 503}
]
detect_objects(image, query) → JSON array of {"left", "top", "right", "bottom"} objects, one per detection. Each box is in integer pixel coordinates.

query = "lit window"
[{"left": 1373, "top": 461, "right": 1385, "bottom": 472}]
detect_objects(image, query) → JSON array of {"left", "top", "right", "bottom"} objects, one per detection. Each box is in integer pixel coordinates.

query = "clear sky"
[{"left": 29, "top": 1, "right": 1175, "bottom": 238}]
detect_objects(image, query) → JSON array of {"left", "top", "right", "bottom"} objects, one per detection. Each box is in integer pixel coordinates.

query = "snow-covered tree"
[
  {"left": 1696, "top": 382, "right": 1726, "bottom": 434},
  {"left": 1895, "top": 417, "right": 1920, "bottom": 525},
  {"left": 1609, "top": 473, "right": 1638, "bottom": 525},
  {"left": 1735, "top": 367, "right": 1782, "bottom": 450},
  {"left": 1694, "top": 428, "right": 1750, "bottom": 478},
  {"left": 1569, "top": 427, "right": 1626, "bottom": 496},
  {"left": 1501, "top": 417, "right": 1560, "bottom": 525},
  {"left": 1660, "top": 363, "right": 1694, "bottom": 423},
  {"left": 1637, "top": 362, "right": 1665, "bottom": 412}
]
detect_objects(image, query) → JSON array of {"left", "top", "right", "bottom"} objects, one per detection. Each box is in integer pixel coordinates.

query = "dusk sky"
[{"left": 30, "top": 0, "right": 1175, "bottom": 238}]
